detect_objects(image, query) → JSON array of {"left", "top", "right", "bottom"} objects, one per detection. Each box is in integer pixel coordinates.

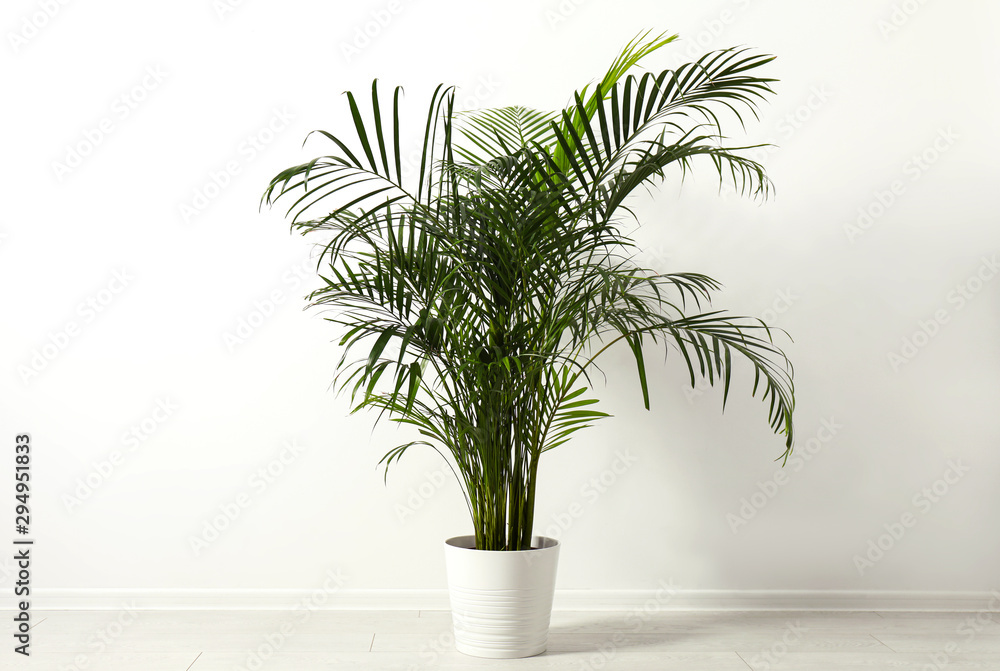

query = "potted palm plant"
[{"left": 263, "top": 31, "right": 795, "bottom": 659}]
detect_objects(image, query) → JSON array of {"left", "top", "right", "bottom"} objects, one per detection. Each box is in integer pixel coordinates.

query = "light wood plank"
[
  {"left": 189, "top": 650, "right": 753, "bottom": 670},
  {"left": 872, "top": 633, "right": 1000, "bottom": 653},
  {"left": 372, "top": 630, "right": 892, "bottom": 654},
  {"left": 872, "top": 612, "right": 1000, "bottom": 634},
  {"left": 0, "top": 652, "right": 200, "bottom": 671},
  {"left": 740, "top": 651, "right": 1000, "bottom": 670},
  {"left": 545, "top": 610, "right": 886, "bottom": 634},
  {"left": 13, "top": 608, "right": 1000, "bottom": 669}
]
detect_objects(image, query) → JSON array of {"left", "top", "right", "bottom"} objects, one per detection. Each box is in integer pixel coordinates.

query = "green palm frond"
[
  {"left": 455, "top": 106, "right": 559, "bottom": 163},
  {"left": 263, "top": 31, "right": 795, "bottom": 551}
]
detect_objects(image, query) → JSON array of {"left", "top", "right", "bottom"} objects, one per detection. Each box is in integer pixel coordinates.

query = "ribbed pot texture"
[{"left": 443, "top": 535, "right": 560, "bottom": 659}]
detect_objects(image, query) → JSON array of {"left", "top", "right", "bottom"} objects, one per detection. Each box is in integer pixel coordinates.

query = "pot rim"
[{"left": 444, "top": 534, "right": 559, "bottom": 553}]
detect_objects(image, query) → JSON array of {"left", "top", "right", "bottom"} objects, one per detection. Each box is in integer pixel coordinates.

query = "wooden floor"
[{"left": 10, "top": 609, "right": 1000, "bottom": 669}]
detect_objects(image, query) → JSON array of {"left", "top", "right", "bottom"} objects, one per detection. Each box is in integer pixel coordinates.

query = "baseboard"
[
  {"left": 29, "top": 588, "right": 1000, "bottom": 612},
  {"left": 553, "top": 589, "right": 1000, "bottom": 612}
]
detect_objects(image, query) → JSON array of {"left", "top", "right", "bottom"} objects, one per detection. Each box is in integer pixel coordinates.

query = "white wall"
[{"left": 2, "top": 0, "right": 998, "bottom": 602}]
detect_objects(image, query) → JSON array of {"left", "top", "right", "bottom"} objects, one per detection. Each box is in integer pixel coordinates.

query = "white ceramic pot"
[{"left": 443, "top": 535, "right": 560, "bottom": 659}]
